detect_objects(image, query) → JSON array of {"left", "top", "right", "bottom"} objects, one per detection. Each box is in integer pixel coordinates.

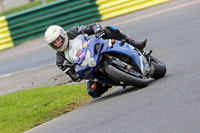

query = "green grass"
[
  {"left": 0, "top": 83, "right": 91, "bottom": 133},
  {"left": 0, "top": 0, "right": 56, "bottom": 16}
]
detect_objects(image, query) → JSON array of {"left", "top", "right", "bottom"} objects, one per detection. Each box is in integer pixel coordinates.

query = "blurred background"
[
  {"left": 0, "top": 0, "right": 171, "bottom": 51},
  {"left": 0, "top": 0, "right": 55, "bottom": 15}
]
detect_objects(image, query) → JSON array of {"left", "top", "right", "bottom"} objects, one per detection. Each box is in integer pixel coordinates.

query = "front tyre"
[
  {"left": 105, "top": 65, "right": 149, "bottom": 88},
  {"left": 150, "top": 57, "right": 167, "bottom": 79}
]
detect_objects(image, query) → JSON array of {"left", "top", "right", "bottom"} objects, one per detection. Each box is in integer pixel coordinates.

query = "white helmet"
[{"left": 44, "top": 25, "right": 68, "bottom": 52}]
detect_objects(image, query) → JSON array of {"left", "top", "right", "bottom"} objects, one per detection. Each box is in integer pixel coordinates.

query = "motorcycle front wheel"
[{"left": 104, "top": 65, "right": 149, "bottom": 88}]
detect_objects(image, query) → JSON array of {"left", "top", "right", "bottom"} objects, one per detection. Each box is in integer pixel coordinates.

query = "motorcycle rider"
[{"left": 44, "top": 23, "right": 147, "bottom": 98}]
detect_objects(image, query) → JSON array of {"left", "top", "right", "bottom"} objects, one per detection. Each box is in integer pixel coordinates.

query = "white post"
[
  {"left": 41, "top": 0, "right": 47, "bottom": 4},
  {"left": 0, "top": 0, "right": 5, "bottom": 12}
]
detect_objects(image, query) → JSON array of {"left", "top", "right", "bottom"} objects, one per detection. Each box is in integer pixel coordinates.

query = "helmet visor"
[{"left": 48, "top": 35, "right": 65, "bottom": 50}]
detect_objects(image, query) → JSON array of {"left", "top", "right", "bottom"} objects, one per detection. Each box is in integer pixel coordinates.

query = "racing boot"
[
  {"left": 126, "top": 36, "right": 147, "bottom": 51},
  {"left": 131, "top": 39, "right": 147, "bottom": 51},
  {"left": 103, "top": 26, "right": 147, "bottom": 50}
]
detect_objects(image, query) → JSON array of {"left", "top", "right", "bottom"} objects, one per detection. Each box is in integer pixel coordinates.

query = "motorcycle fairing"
[
  {"left": 107, "top": 40, "right": 141, "bottom": 70},
  {"left": 73, "top": 35, "right": 147, "bottom": 80}
]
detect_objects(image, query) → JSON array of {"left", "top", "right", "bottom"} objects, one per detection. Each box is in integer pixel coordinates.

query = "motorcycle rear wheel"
[
  {"left": 105, "top": 65, "right": 149, "bottom": 88},
  {"left": 150, "top": 57, "right": 167, "bottom": 79}
]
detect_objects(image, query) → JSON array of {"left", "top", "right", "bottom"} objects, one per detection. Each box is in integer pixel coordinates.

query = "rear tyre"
[
  {"left": 150, "top": 57, "right": 167, "bottom": 79},
  {"left": 105, "top": 65, "right": 149, "bottom": 88}
]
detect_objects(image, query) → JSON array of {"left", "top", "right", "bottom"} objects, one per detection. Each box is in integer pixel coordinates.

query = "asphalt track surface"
[{"left": 1, "top": 0, "right": 200, "bottom": 132}]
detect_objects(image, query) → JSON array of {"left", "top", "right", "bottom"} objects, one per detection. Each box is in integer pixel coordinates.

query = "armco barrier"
[
  {"left": 0, "top": 0, "right": 171, "bottom": 51},
  {"left": 5, "top": 0, "right": 100, "bottom": 48},
  {"left": 96, "top": 0, "right": 171, "bottom": 20}
]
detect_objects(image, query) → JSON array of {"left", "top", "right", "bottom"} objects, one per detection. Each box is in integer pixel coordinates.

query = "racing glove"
[{"left": 66, "top": 64, "right": 82, "bottom": 82}]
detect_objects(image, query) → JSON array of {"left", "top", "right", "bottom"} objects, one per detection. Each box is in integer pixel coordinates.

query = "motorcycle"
[{"left": 70, "top": 33, "right": 166, "bottom": 88}]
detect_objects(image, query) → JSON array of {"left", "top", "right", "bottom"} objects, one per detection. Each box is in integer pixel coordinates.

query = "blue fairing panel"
[{"left": 107, "top": 41, "right": 141, "bottom": 69}]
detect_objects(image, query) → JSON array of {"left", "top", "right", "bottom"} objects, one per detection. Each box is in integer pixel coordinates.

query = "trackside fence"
[{"left": 0, "top": 0, "right": 171, "bottom": 50}]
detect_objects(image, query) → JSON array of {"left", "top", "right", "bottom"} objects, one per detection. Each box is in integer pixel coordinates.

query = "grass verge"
[{"left": 0, "top": 83, "right": 91, "bottom": 133}]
